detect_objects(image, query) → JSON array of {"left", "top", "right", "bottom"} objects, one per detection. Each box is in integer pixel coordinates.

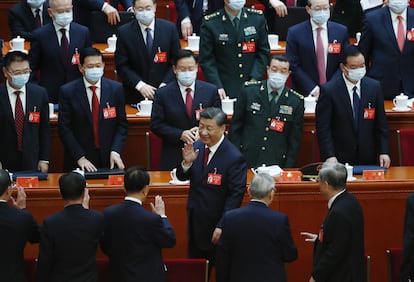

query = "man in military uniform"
[
  {"left": 229, "top": 55, "right": 304, "bottom": 168},
  {"left": 199, "top": 0, "right": 270, "bottom": 100}
]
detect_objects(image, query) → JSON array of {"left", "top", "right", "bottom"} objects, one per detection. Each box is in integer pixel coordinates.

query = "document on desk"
[{"left": 360, "top": 0, "right": 382, "bottom": 11}]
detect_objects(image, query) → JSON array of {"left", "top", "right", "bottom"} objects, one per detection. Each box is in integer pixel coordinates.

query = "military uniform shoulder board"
[
  {"left": 246, "top": 8, "right": 263, "bottom": 15},
  {"left": 204, "top": 12, "right": 220, "bottom": 21},
  {"left": 289, "top": 89, "right": 304, "bottom": 99},
  {"left": 244, "top": 80, "right": 261, "bottom": 86}
]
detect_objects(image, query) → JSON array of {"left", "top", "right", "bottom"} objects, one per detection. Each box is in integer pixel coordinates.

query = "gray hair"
[
  {"left": 318, "top": 162, "right": 347, "bottom": 191},
  {"left": 250, "top": 173, "right": 275, "bottom": 199}
]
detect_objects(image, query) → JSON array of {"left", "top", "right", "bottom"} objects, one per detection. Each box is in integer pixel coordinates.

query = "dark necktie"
[
  {"left": 14, "top": 91, "right": 24, "bottom": 152},
  {"left": 233, "top": 17, "right": 239, "bottom": 30},
  {"left": 89, "top": 86, "right": 100, "bottom": 148},
  {"left": 35, "top": 9, "right": 41, "bottom": 28},
  {"left": 397, "top": 15, "right": 405, "bottom": 52},
  {"left": 60, "top": 28, "right": 69, "bottom": 65},
  {"left": 185, "top": 88, "right": 193, "bottom": 119},
  {"left": 353, "top": 86, "right": 360, "bottom": 130},
  {"left": 145, "top": 27, "right": 153, "bottom": 55},
  {"left": 269, "top": 90, "right": 278, "bottom": 105},
  {"left": 316, "top": 27, "right": 326, "bottom": 84},
  {"left": 203, "top": 147, "right": 210, "bottom": 169}
]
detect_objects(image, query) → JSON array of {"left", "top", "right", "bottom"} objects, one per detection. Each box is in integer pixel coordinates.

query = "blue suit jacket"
[
  {"left": 36, "top": 204, "right": 104, "bottom": 282},
  {"left": 0, "top": 83, "right": 50, "bottom": 172},
  {"left": 316, "top": 74, "right": 389, "bottom": 165},
  {"left": 150, "top": 80, "right": 221, "bottom": 170},
  {"left": 102, "top": 200, "right": 176, "bottom": 282},
  {"left": 359, "top": 7, "right": 414, "bottom": 99},
  {"left": 176, "top": 138, "right": 247, "bottom": 251},
  {"left": 115, "top": 19, "right": 180, "bottom": 104},
  {"left": 58, "top": 77, "right": 128, "bottom": 171},
  {"left": 216, "top": 201, "right": 297, "bottom": 282},
  {"left": 286, "top": 20, "right": 349, "bottom": 95},
  {"left": 29, "top": 22, "right": 92, "bottom": 103}
]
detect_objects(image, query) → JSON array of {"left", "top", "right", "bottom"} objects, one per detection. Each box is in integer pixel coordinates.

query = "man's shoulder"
[
  {"left": 288, "top": 20, "right": 309, "bottom": 34},
  {"left": 203, "top": 10, "right": 223, "bottom": 22},
  {"left": 26, "top": 83, "right": 48, "bottom": 95},
  {"left": 70, "top": 22, "right": 90, "bottom": 33},
  {"left": 102, "top": 77, "right": 123, "bottom": 89},
  {"left": 155, "top": 18, "right": 176, "bottom": 29},
  {"left": 286, "top": 88, "right": 304, "bottom": 101},
  {"left": 118, "top": 19, "right": 136, "bottom": 34},
  {"left": 60, "top": 78, "right": 83, "bottom": 92},
  {"left": 243, "top": 80, "right": 263, "bottom": 88},
  {"left": 9, "top": 1, "right": 26, "bottom": 14},
  {"left": 245, "top": 7, "right": 264, "bottom": 16}
]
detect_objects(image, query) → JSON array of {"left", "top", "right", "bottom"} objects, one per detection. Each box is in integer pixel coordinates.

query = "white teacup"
[
  {"left": 170, "top": 168, "right": 178, "bottom": 182},
  {"left": 253, "top": 164, "right": 271, "bottom": 175},
  {"left": 9, "top": 36, "right": 25, "bottom": 51},
  {"left": 137, "top": 98, "right": 153, "bottom": 116},
  {"left": 187, "top": 34, "right": 200, "bottom": 51},
  {"left": 268, "top": 34, "right": 279, "bottom": 50},
  {"left": 107, "top": 34, "right": 117, "bottom": 51},
  {"left": 393, "top": 93, "right": 409, "bottom": 109},
  {"left": 49, "top": 103, "right": 56, "bottom": 118},
  {"left": 221, "top": 96, "right": 236, "bottom": 115},
  {"left": 304, "top": 96, "right": 317, "bottom": 113},
  {"left": 355, "top": 32, "right": 361, "bottom": 45},
  {"left": 345, "top": 163, "right": 353, "bottom": 180}
]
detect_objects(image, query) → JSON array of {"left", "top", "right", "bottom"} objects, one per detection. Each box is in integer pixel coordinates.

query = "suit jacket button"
[
  {"left": 239, "top": 74, "right": 244, "bottom": 78},
  {"left": 261, "top": 146, "right": 266, "bottom": 150},
  {"left": 263, "top": 137, "right": 267, "bottom": 141},
  {"left": 238, "top": 53, "right": 242, "bottom": 57}
]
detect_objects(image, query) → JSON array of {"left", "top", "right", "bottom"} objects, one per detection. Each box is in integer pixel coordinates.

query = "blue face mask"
[
  {"left": 85, "top": 67, "right": 104, "bottom": 83},
  {"left": 135, "top": 10, "right": 155, "bottom": 25},
  {"left": 388, "top": 0, "right": 408, "bottom": 14},
  {"left": 54, "top": 11, "right": 73, "bottom": 27},
  {"left": 347, "top": 67, "right": 366, "bottom": 82},
  {"left": 27, "top": 0, "right": 45, "bottom": 8},
  {"left": 312, "top": 10, "right": 330, "bottom": 25},
  {"left": 177, "top": 71, "right": 197, "bottom": 86},
  {"left": 268, "top": 72, "right": 288, "bottom": 90},
  {"left": 11, "top": 73, "right": 30, "bottom": 89},
  {"left": 228, "top": 0, "right": 246, "bottom": 10}
]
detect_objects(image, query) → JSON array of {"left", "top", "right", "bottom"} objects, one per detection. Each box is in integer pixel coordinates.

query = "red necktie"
[
  {"left": 203, "top": 147, "right": 210, "bottom": 169},
  {"left": 14, "top": 91, "right": 24, "bottom": 152},
  {"left": 397, "top": 15, "right": 405, "bottom": 52},
  {"left": 89, "top": 86, "right": 100, "bottom": 148},
  {"left": 60, "top": 28, "right": 69, "bottom": 65},
  {"left": 185, "top": 88, "right": 193, "bottom": 119},
  {"left": 316, "top": 27, "right": 326, "bottom": 85},
  {"left": 35, "top": 9, "right": 41, "bottom": 28}
]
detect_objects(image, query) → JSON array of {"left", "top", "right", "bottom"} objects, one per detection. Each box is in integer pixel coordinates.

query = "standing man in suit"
[
  {"left": 199, "top": 0, "right": 270, "bottom": 100},
  {"left": 286, "top": 0, "right": 349, "bottom": 98},
  {"left": 102, "top": 166, "right": 176, "bottom": 282},
  {"left": 229, "top": 55, "right": 304, "bottom": 168},
  {"left": 59, "top": 47, "right": 128, "bottom": 172},
  {"left": 36, "top": 172, "right": 104, "bottom": 282},
  {"left": 216, "top": 173, "right": 297, "bottom": 282},
  {"left": 115, "top": 0, "right": 181, "bottom": 104},
  {"left": 0, "top": 170, "right": 39, "bottom": 282},
  {"left": 73, "top": 0, "right": 121, "bottom": 27},
  {"left": 177, "top": 107, "right": 247, "bottom": 266},
  {"left": 316, "top": 45, "right": 390, "bottom": 167},
  {"left": 301, "top": 162, "right": 366, "bottom": 282},
  {"left": 29, "top": 0, "right": 92, "bottom": 104},
  {"left": 150, "top": 49, "right": 221, "bottom": 171},
  {"left": 401, "top": 193, "right": 414, "bottom": 281},
  {"left": 0, "top": 51, "right": 50, "bottom": 172},
  {"left": 8, "top": 0, "right": 52, "bottom": 40},
  {"left": 359, "top": 1, "right": 414, "bottom": 99}
]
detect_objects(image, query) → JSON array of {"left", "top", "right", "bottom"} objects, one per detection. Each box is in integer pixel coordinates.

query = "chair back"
[
  {"left": 396, "top": 129, "right": 414, "bottom": 166},
  {"left": 90, "top": 11, "right": 135, "bottom": 43},
  {"left": 146, "top": 131, "right": 163, "bottom": 170},
  {"left": 311, "top": 129, "right": 321, "bottom": 162},
  {"left": 166, "top": 2, "right": 178, "bottom": 23},
  {"left": 386, "top": 248, "right": 403, "bottom": 282},
  {"left": 274, "top": 7, "right": 309, "bottom": 40},
  {"left": 25, "top": 258, "right": 37, "bottom": 282},
  {"left": 97, "top": 257, "right": 110, "bottom": 282},
  {"left": 164, "top": 258, "right": 209, "bottom": 282},
  {"left": 366, "top": 255, "right": 371, "bottom": 282}
]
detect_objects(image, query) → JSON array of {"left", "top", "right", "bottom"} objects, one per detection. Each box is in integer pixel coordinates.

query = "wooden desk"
[{"left": 21, "top": 167, "right": 414, "bottom": 282}]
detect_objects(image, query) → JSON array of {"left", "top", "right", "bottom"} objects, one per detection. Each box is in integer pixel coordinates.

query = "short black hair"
[
  {"left": 79, "top": 47, "right": 103, "bottom": 65},
  {"left": 59, "top": 172, "right": 86, "bottom": 201},
  {"left": 133, "top": 0, "right": 156, "bottom": 6},
  {"left": 124, "top": 166, "right": 150, "bottom": 193},
  {"left": 340, "top": 45, "right": 364, "bottom": 65},
  {"left": 0, "top": 170, "right": 11, "bottom": 196},
  {"left": 200, "top": 107, "right": 227, "bottom": 126},
  {"left": 173, "top": 49, "right": 198, "bottom": 65},
  {"left": 3, "top": 51, "right": 29, "bottom": 68},
  {"left": 269, "top": 54, "right": 290, "bottom": 65}
]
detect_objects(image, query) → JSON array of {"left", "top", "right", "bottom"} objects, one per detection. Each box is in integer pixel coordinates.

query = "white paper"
[{"left": 360, "top": 0, "right": 383, "bottom": 11}]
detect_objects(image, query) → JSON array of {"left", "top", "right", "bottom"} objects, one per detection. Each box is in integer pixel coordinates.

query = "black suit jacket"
[
  {"left": 0, "top": 202, "right": 39, "bottom": 282},
  {"left": 401, "top": 193, "right": 414, "bottom": 281},
  {"left": 316, "top": 75, "right": 389, "bottom": 165},
  {"left": 73, "top": 0, "right": 104, "bottom": 27},
  {"left": 313, "top": 191, "right": 366, "bottom": 282},
  {"left": 331, "top": 0, "right": 364, "bottom": 37},
  {"left": 102, "top": 200, "right": 176, "bottom": 282},
  {"left": 150, "top": 80, "right": 221, "bottom": 170},
  {"left": 115, "top": 19, "right": 180, "bottom": 104},
  {"left": 36, "top": 204, "right": 104, "bottom": 282},
  {"left": 0, "top": 83, "right": 50, "bottom": 172},
  {"left": 8, "top": 0, "right": 52, "bottom": 40},
  {"left": 216, "top": 201, "right": 297, "bottom": 282},
  {"left": 58, "top": 78, "right": 128, "bottom": 171}
]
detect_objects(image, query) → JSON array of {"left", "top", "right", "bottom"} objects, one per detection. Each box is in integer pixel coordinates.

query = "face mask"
[
  {"left": 27, "top": 0, "right": 45, "bottom": 8},
  {"left": 312, "top": 9, "right": 330, "bottom": 25},
  {"left": 135, "top": 10, "right": 155, "bottom": 25},
  {"left": 347, "top": 67, "right": 366, "bottom": 82},
  {"left": 11, "top": 73, "right": 30, "bottom": 89},
  {"left": 268, "top": 72, "right": 288, "bottom": 90},
  {"left": 177, "top": 71, "right": 197, "bottom": 86},
  {"left": 54, "top": 11, "right": 73, "bottom": 27},
  {"left": 85, "top": 67, "right": 104, "bottom": 83},
  {"left": 228, "top": 0, "right": 246, "bottom": 11},
  {"left": 388, "top": 0, "right": 408, "bottom": 14}
]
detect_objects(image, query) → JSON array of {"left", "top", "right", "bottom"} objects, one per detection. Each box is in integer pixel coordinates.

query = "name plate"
[
  {"left": 362, "top": 170, "right": 385, "bottom": 181},
  {"left": 279, "top": 171, "right": 302, "bottom": 182},
  {"left": 108, "top": 175, "right": 124, "bottom": 185},
  {"left": 16, "top": 177, "right": 39, "bottom": 188}
]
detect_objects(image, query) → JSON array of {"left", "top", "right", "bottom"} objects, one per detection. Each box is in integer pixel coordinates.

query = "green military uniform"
[
  {"left": 229, "top": 80, "right": 304, "bottom": 168},
  {"left": 199, "top": 8, "right": 270, "bottom": 99}
]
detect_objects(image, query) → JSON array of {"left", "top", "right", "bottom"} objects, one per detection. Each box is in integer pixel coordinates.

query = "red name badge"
[
  {"left": 242, "top": 42, "right": 255, "bottom": 53},
  {"left": 71, "top": 53, "right": 80, "bottom": 65},
  {"left": 16, "top": 177, "right": 39, "bottom": 188},
  {"left": 328, "top": 42, "right": 341, "bottom": 54},
  {"left": 154, "top": 52, "right": 167, "bottom": 63},
  {"left": 103, "top": 107, "right": 117, "bottom": 119},
  {"left": 108, "top": 175, "right": 124, "bottom": 185},
  {"left": 407, "top": 30, "right": 414, "bottom": 41},
  {"left": 363, "top": 108, "right": 375, "bottom": 119},
  {"left": 195, "top": 109, "right": 203, "bottom": 121},
  {"left": 28, "top": 112, "right": 40, "bottom": 123},
  {"left": 207, "top": 173, "right": 222, "bottom": 185},
  {"left": 362, "top": 170, "right": 385, "bottom": 181},
  {"left": 279, "top": 171, "right": 302, "bottom": 182},
  {"left": 269, "top": 119, "right": 285, "bottom": 132}
]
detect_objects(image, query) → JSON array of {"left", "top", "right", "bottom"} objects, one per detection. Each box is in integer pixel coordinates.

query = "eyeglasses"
[
  {"left": 310, "top": 7, "right": 330, "bottom": 12},
  {"left": 7, "top": 68, "right": 31, "bottom": 76}
]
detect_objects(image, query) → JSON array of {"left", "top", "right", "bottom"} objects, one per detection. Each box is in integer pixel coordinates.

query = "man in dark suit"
[
  {"left": 29, "top": 0, "right": 92, "bottom": 104},
  {"left": 286, "top": 0, "right": 349, "bottom": 97},
  {"left": 177, "top": 107, "right": 247, "bottom": 265},
  {"left": 199, "top": 0, "right": 270, "bottom": 100},
  {"left": 58, "top": 47, "right": 128, "bottom": 172},
  {"left": 36, "top": 172, "right": 104, "bottom": 282},
  {"left": 150, "top": 49, "right": 221, "bottom": 171},
  {"left": 115, "top": 0, "right": 181, "bottom": 104},
  {"left": 316, "top": 45, "right": 390, "bottom": 167},
  {"left": 0, "top": 170, "right": 39, "bottom": 282},
  {"left": 230, "top": 55, "right": 304, "bottom": 168},
  {"left": 73, "top": 0, "right": 121, "bottom": 27},
  {"left": 301, "top": 162, "right": 366, "bottom": 282},
  {"left": 102, "top": 166, "right": 176, "bottom": 282},
  {"left": 401, "top": 193, "right": 414, "bottom": 281},
  {"left": 0, "top": 51, "right": 50, "bottom": 172},
  {"left": 216, "top": 173, "right": 297, "bottom": 282},
  {"left": 359, "top": 2, "right": 414, "bottom": 99},
  {"left": 8, "top": 0, "right": 52, "bottom": 40}
]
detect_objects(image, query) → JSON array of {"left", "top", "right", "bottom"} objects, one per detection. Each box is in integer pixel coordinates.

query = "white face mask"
[
  {"left": 346, "top": 67, "right": 366, "bottom": 82},
  {"left": 177, "top": 70, "right": 197, "bottom": 86},
  {"left": 311, "top": 9, "right": 330, "bottom": 25},
  {"left": 85, "top": 67, "right": 104, "bottom": 83},
  {"left": 388, "top": 0, "right": 408, "bottom": 14},
  {"left": 227, "top": 0, "right": 246, "bottom": 11},
  {"left": 268, "top": 72, "right": 288, "bottom": 90},
  {"left": 135, "top": 10, "right": 155, "bottom": 26},
  {"left": 54, "top": 11, "right": 73, "bottom": 27},
  {"left": 27, "top": 0, "right": 45, "bottom": 8}
]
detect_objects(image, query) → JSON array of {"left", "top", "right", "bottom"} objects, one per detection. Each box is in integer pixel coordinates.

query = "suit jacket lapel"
[
  {"left": 47, "top": 24, "right": 65, "bottom": 68},
  {"left": 305, "top": 22, "right": 318, "bottom": 74},
  {"left": 338, "top": 76, "right": 355, "bottom": 123},
  {"left": 383, "top": 8, "right": 401, "bottom": 52},
  {"left": 0, "top": 84, "right": 14, "bottom": 126},
  {"left": 99, "top": 79, "right": 110, "bottom": 122},
  {"left": 258, "top": 82, "right": 271, "bottom": 113},
  {"left": 77, "top": 80, "right": 93, "bottom": 124}
]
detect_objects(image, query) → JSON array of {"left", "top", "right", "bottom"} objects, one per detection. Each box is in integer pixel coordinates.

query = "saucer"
[
  {"left": 347, "top": 176, "right": 357, "bottom": 181},
  {"left": 9, "top": 49, "right": 28, "bottom": 54},
  {"left": 169, "top": 180, "right": 190, "bottom": 185},
  {"left": 136, "top": 112, "right": 151, "bottom": 117},
  {"left": 304, "top": 110, "right": 315, "bottom": 114},
  {"left": 270, "top": 45, "right": 283, "bottom": 50},
  {"left": 392, "top": 107, "right": 411, "bottom": 112},
  {"left": 184, "top": 46, "right": 199, "bottom": 51},
  {"left": 104, "top": 48, "right": 115, "bottom": 52},
  {"left": 49, "top": 114, "right": 57, "bottom": 119}
]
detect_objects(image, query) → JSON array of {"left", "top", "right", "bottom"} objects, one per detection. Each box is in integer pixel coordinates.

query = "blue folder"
[
  {"left": 11, "top": 171, "right": 48, "bottom": 180},
  {"left": 352, "top": 165, "right": 386, "bottom": 175}
]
